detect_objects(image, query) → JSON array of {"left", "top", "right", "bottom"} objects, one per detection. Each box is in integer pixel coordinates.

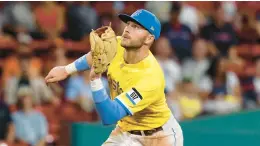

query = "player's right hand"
[{"left": 45, "top": 66, "right": 69, "bottom": 83}]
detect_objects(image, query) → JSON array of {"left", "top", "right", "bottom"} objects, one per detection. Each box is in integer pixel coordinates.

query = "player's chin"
[{"left": 121, "top": 41, "right": 130, "bottom": 48}]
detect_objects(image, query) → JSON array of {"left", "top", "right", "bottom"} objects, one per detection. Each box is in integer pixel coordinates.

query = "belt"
[{"left": 128, "top": 127, "right": 163, "bottom": 136}]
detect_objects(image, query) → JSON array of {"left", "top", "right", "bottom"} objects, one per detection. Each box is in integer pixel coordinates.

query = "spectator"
[
  {"left": 53, "top": 47, "right": 68, "bottom": 67},
  {"left": 99, "top": 13, "right": 115, "bottom": 27},
  {"left": 44, "top": 47, "right": 66, "bottom": 101},
  {"left": 255, "top": 10, "right": 260, "bottom": 42},
  {"left": 34, "top": 2, "right": 65, "bottom": 40},
  {"left": 182, "top": 38, "right": 210, "bottom": 88},
  {"left": 254, "top": 57, "right": 260, "bottom": 100},
  {"left": 154, "top": 37, "right": 181, "bottom": 95},
  {"left": 4, "top": 45, "right": 56, "bottom": 105},
  {"left": 174, "top": 78, "right": 203, "bottom": 120},
  {"left": 201, "top": 56, "right": 242, "bottom": 114},
  {"left": 112, "top": 1, "right": 126, "bottom": 35},
  {"left": 63, "top": 2, "right": 98, "bottom": 41},
  {"left": 179, "top": 2, "right": 206, "bottom": 35},
  {"left": 226, "top": 46, "right": 245, "bottom": 74},
  {"left": 200, "top": 3, "right": 238, "bottom": 57},
  {"left": 0, "top": 102, "right": 15, "bottom": 143},
  {"left": 0, "top": 2, "right": 6, "bottom": 33},
  {"left": 0, "top": 68, "right": 15, "bottom": 143},
  {"left": 201, "top": 56, "right": 241, "bottom": 96},
  {"left": 145, "top": 1, "right": 172, "bottom": 24},
  {"left": 2, "top": 44, "right": 43, "bottom": 86},
  {"left": 12, "top": 86, "right": 48, "bottom": 146},
  {"left": 45, "top": 46, "right": 68, "bottom": 74},
  {"left": 0, "top": 101, "right": 15, "bottom": 144},
  {"left": 253, "top": 57, "right": 260, "bottom": 106},
  {"left": 0, "top": 66, "right": 4, "bottom": 100},
  {"left": 237, "top": 14, "right": 259, "bottom": 44},
  {"left": 2, "top": 2, "right": 35, "bottom": 43},
  {"left": 162, "top": 2, "right": 193, "bottom": 62},
  {"left": 113, "top": 1, "right": 124, "bottom": 14},
  {"left": 222, "top": 1, "right": 237, "bottom": 23},
  {"left": 239, "top": 59, "right": 257, "bottom": 109},
  {"left": 3, "top": 2, "right": 36, "bottom": 32},
  {"left": 65, "top": 71, "right": 109, "bottom": 112}
]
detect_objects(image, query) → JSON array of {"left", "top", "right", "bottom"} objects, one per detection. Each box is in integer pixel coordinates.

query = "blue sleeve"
[
  {"left": 75, "top": 55, "right": 90, "bottom": 71},
  {"left": 65, "top": 78, "right": 79, "bottom": 100},
  {"left": 38, "top": 113, "right": 48, "bottom": 138},
  {"left": 92, "top": 88, "right": 129, "bottom": 125},
  {"left": 65, "top": 86, "right": 78, "bottom": 100}
]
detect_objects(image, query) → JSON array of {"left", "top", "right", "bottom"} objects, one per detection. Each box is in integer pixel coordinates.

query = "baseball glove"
[{"left": 89, "top": 24, "right": 117, "bottom": 74}]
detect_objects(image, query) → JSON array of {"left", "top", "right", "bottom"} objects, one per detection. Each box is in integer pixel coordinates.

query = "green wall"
[
  {"left": 181, "top": 109, "right": 260, "bottom": 146},
  {"left": 71, "top": 109, "right": 260, "bottom": 146},
  {"left": 71, "top": 122, "right": 114, "bottom": 146}
]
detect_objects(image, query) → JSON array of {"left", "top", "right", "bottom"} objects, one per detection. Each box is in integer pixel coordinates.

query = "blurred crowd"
[{"left": 0, "top": 1, "right": 260, "bottom": 146}]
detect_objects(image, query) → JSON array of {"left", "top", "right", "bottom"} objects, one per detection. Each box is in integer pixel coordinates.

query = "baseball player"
[{"left": 45, "top": 9, "right": 183, "bottom": 146}]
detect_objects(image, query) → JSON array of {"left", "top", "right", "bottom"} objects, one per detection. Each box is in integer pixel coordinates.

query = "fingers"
[
  {"left": 46, "top": 77, "right": 59, "bottom": 83},
  {"left": 45, "top": 73, "right": 58, "bottom": 83},
  {"left": 45, "top": 73, "right": 53, "bottom": 82}
]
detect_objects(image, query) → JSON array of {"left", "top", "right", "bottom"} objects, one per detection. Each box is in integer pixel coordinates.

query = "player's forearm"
[
  {"left": 91, "top": 78, "right": 129, "bottom": 125},
  {"left": 65, "top": 52, "right": 92, "bottom": 74}
]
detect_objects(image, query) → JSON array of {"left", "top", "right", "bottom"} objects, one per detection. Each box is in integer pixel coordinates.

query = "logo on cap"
[
  {"left": 150, "top": 26, "right": 154, "bottom": 31},
  {"left": 132, "top": 10, "right": 142, "bottom": 17}
]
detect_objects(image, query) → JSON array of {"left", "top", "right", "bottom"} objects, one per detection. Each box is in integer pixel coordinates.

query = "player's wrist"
[
  {"left": 90, "top": 78, "right": 104, "bottom": 91},
  {"left": 65, "top": 63, "right": 77, "bottom": 74},
  {"left": 65, "top": 54, "right": 91, "bottom": 74},
  {"left": 90, "top": 78, "right": 109, "bottom": 103}
]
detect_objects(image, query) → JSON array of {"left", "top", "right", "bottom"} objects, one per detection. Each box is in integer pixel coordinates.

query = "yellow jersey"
[{"left": 107, "top": 36, "right": 171, "bottom": 131}]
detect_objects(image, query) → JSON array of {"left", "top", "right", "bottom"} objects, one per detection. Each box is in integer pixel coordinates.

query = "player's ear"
[{"left": 144, "top": 34, "right": 155, "bottom": 46}]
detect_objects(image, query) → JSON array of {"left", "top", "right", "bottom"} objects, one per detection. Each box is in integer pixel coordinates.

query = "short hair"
[
  {"left": 171, "top": 2, "right": 181, "bottom": 14},
  {"left": 16, "top": 86, "right": 33, "bottom": 110}
]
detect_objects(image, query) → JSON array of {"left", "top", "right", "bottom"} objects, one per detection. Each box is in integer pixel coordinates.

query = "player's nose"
[{"left": 124, "top": 25, "right": 131, "bottom": 34}]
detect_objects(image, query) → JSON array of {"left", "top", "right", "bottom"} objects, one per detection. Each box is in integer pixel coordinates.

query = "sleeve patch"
[{"left": 126, "top": 88, "right": 142, "bottom": 105}]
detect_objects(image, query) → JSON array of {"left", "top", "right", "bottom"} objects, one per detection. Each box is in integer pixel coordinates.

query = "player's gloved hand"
[
  {"left": 89, "top": 23, "right": 117, "bottom": 74},
  {"left": 89, "top": 66, "right": 102, "bottom": 81},
  {"left": 45, "top": 66, "right": 69, "bottom": 83}
]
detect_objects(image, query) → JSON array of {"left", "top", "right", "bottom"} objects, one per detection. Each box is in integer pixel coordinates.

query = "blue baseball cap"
[{"left": 118, "top": 9, "right": 161, "bottom": 40}]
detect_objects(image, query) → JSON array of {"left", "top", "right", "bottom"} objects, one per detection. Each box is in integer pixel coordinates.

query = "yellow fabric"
[
  {"left": 225, "top": 95, "right": 239, "bottom": 104},
  {"left": 107, "top": 36, "right": 171, "bottom": 132},
  {"left": 179, "top": 96, "right": 202, "bottom": 119}
]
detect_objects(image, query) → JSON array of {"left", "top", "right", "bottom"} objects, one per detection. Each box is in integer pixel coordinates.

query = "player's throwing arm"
[{"left": 45, "top": 24, "right": 116, "bottom": 83}]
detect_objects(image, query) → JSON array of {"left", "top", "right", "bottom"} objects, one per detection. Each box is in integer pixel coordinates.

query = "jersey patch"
[{"left": 126, "top": 88, "right": 143, "bottom": 105}]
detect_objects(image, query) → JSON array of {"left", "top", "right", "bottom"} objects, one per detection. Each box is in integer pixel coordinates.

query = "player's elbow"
[
  {"left": 102, "top": 120, "right": 117, "bottom": 126},
  {"left": 94, "top": 98, "right": 128, "bottom": 125}
]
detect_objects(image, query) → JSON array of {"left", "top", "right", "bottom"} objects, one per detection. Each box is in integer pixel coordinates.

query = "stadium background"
[{"left": 0, "top": 1, "right": 260, "bottom": 146}]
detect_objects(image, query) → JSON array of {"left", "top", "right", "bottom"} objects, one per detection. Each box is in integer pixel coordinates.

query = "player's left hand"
[
  {"left": 90, "top": 23, "right": 117, "bottom": 74},
  {"left": 89, "top": 66, "right": 102, "bottom": 81}
]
